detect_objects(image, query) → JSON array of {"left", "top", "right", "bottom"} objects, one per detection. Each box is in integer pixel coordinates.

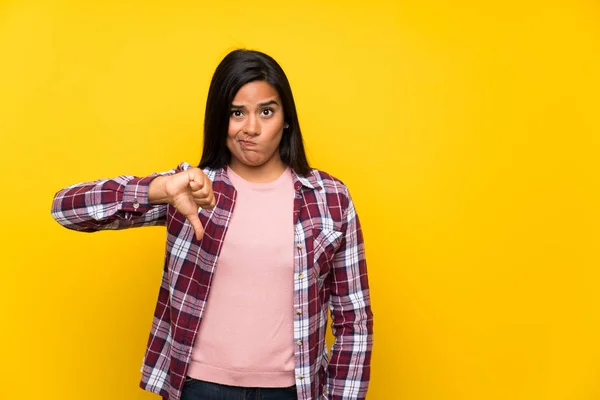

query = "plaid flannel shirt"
[{"left": 51, "top": 162, "right": 373, "bottom": 400}]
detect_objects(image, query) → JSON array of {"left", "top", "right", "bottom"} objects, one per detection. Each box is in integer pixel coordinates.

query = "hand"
[{"left": 151, "top": 168, "right": 216, "bottom": 240}]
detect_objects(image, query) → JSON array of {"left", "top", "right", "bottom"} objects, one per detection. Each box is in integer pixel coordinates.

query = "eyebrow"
[{"left": 230, "top": 100, "right": 280, "bottom": 109}]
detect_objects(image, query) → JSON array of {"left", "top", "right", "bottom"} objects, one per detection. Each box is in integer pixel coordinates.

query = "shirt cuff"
[{"left": 121, "top": 176, "right": 157, "bottom": 213}]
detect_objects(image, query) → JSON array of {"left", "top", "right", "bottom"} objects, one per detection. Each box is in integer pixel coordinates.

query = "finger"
[
  {"left": 192, "top": 194, "right": 216, "bottom": 209},
  {"left": 191, "top": 177, "right": 213, "bottom": 205},
  {"left": 188, "top": 170, "right": 205, "bottom": 192},
  {"left": 189, "top": 179, "right": 203, "bottom": 192},
  {"left": 187, "top": 213, "right": 205, "bottom": 241},
  {"left": 207, "top": 193, "right": 216, "bottom": 209},
  {"left": 193, "top": 198, "right": 208, "bottom": 208}
]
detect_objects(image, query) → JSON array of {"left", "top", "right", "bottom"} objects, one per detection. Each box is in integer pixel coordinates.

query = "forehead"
[{"left": 232, "top": 81, "right": 280, "bottom": 104}]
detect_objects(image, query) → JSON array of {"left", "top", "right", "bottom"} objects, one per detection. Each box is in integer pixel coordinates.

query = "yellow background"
[{"left": 1, "top": 1, "right": 599, "bottom": 399}]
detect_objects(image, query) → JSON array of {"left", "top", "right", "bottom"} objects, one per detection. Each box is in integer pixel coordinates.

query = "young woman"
[{"left": 51, "top": 49, "right": 373, "bottom": 400}]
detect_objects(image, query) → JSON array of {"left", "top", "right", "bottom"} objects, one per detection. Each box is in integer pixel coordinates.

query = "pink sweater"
[{"left": 186, "top": 167, "right": 296, "bottom": 388}]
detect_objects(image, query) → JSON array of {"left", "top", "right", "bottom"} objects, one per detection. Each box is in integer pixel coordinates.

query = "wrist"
[{"left": 149, "top": 175, "right": 169, "bottom": 204}]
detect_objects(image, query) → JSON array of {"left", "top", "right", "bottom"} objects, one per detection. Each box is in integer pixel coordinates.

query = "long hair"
[{"left": 199, "top": 49, "right": 310, "bottom": 175}]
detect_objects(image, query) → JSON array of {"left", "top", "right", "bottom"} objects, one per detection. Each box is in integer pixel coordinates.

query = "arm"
[
  {"left": 51, "top": 166, "right": 180, "bottom": 232},
  {"left": 327, "top": 192, "right": 374, "bottom": 400}
]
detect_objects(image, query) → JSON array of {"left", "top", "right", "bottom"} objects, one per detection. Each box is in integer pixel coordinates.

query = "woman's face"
[{"left": 226, "top": 81, "right": 286, "bottom": 176}]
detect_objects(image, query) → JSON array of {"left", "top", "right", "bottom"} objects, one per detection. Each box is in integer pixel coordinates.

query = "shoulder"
[
  {"left": 309, "top": 168, "right": 347, "bottom": 189},
  {"left": 305, "top": 168, "right": 351, "bottom": 208}
]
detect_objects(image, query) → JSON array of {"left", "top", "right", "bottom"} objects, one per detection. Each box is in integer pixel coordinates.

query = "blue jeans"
[{"left": 179, "top": 378, "right": 298, "bottom": 400}]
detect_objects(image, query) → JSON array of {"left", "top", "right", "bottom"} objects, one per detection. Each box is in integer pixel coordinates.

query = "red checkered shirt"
[{"left": 51, "top": 162, "right": 373, "bottom": 400}]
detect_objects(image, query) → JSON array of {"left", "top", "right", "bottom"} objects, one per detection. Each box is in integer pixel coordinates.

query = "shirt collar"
[{"left": 291, "top": 169, "right": 322, "bottom": 191}]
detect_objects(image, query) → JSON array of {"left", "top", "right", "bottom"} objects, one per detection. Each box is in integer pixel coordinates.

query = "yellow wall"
[{"left": 1, "top": 1, "right": 599, "bottom": 399}]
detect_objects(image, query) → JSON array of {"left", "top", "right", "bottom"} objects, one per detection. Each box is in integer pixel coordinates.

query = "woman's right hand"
[{"left": 149, "top": 168, "right": 216, "bottom": 240}]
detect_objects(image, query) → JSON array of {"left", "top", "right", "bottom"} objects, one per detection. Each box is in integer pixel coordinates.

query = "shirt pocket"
[{"left": 312, "top": 228, "right": 343, "bottom": 284}]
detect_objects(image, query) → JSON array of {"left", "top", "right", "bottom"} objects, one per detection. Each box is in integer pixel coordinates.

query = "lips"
[{"left": 239, "top": 140, "right": 257, "bottom": 147}]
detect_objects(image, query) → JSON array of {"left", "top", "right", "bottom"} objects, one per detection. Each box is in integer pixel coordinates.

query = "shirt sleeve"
[
  {"left": 326, "top": 191, "right": 374, "bottom": 400},
  {"left": 51, "top": 165, "right": 183, "bottom": 232}
]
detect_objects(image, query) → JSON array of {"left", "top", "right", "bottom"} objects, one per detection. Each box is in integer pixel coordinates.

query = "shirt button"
[
  {"left": 132, "top": 200, "right": 140, "bottom": 210},
  {"left": 296, "top": 244, "right": 303, "bottom": 250},
  {"left": 298, "top": 273, "right": 304, "bottom": 279},
  {"left": 295, "top": 308, "right": 302, "bottom": 315},
  {"left": 298, "top": 375, "right": 304, "bottom": 380},
  {"left": 297, "top": 340, "right": 303, "bottom": 346}
]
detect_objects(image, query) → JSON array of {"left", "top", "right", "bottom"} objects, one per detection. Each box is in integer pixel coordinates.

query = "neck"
[{"left": 229, "top": 159, "right": 287, "bottom": 183}]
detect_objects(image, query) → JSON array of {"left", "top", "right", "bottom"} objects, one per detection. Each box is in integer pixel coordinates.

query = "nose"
[{"left": 243, "top": 114, "right": 260, "bottom": 136}]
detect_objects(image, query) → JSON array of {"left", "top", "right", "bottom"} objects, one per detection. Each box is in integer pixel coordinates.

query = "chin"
[{"left": 245, "top": 160, "right": 266, "bottom": 167}]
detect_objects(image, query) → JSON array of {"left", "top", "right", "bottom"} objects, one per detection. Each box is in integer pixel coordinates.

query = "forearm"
[
  {"left": 327, "top": 299, "right": 374, "bottom": 399},
  {"left": 326, "top": 190, "right": 373, "bottom": 399},
  {"left": 51, "top": 169, "right": 178, "bottom": 231}
]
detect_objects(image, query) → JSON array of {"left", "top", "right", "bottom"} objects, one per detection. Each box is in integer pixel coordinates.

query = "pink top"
[{"left": 186, "top": 166, "right": 296, "bottom": 388}]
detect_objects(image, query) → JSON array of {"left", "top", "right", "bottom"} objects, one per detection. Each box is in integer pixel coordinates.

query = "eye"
[
  {"left": 230, "top": 110, "right": 243, "bottom": 118},
  {"left": 261, "top": 108, "right": 274, "bottom": 117}
]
